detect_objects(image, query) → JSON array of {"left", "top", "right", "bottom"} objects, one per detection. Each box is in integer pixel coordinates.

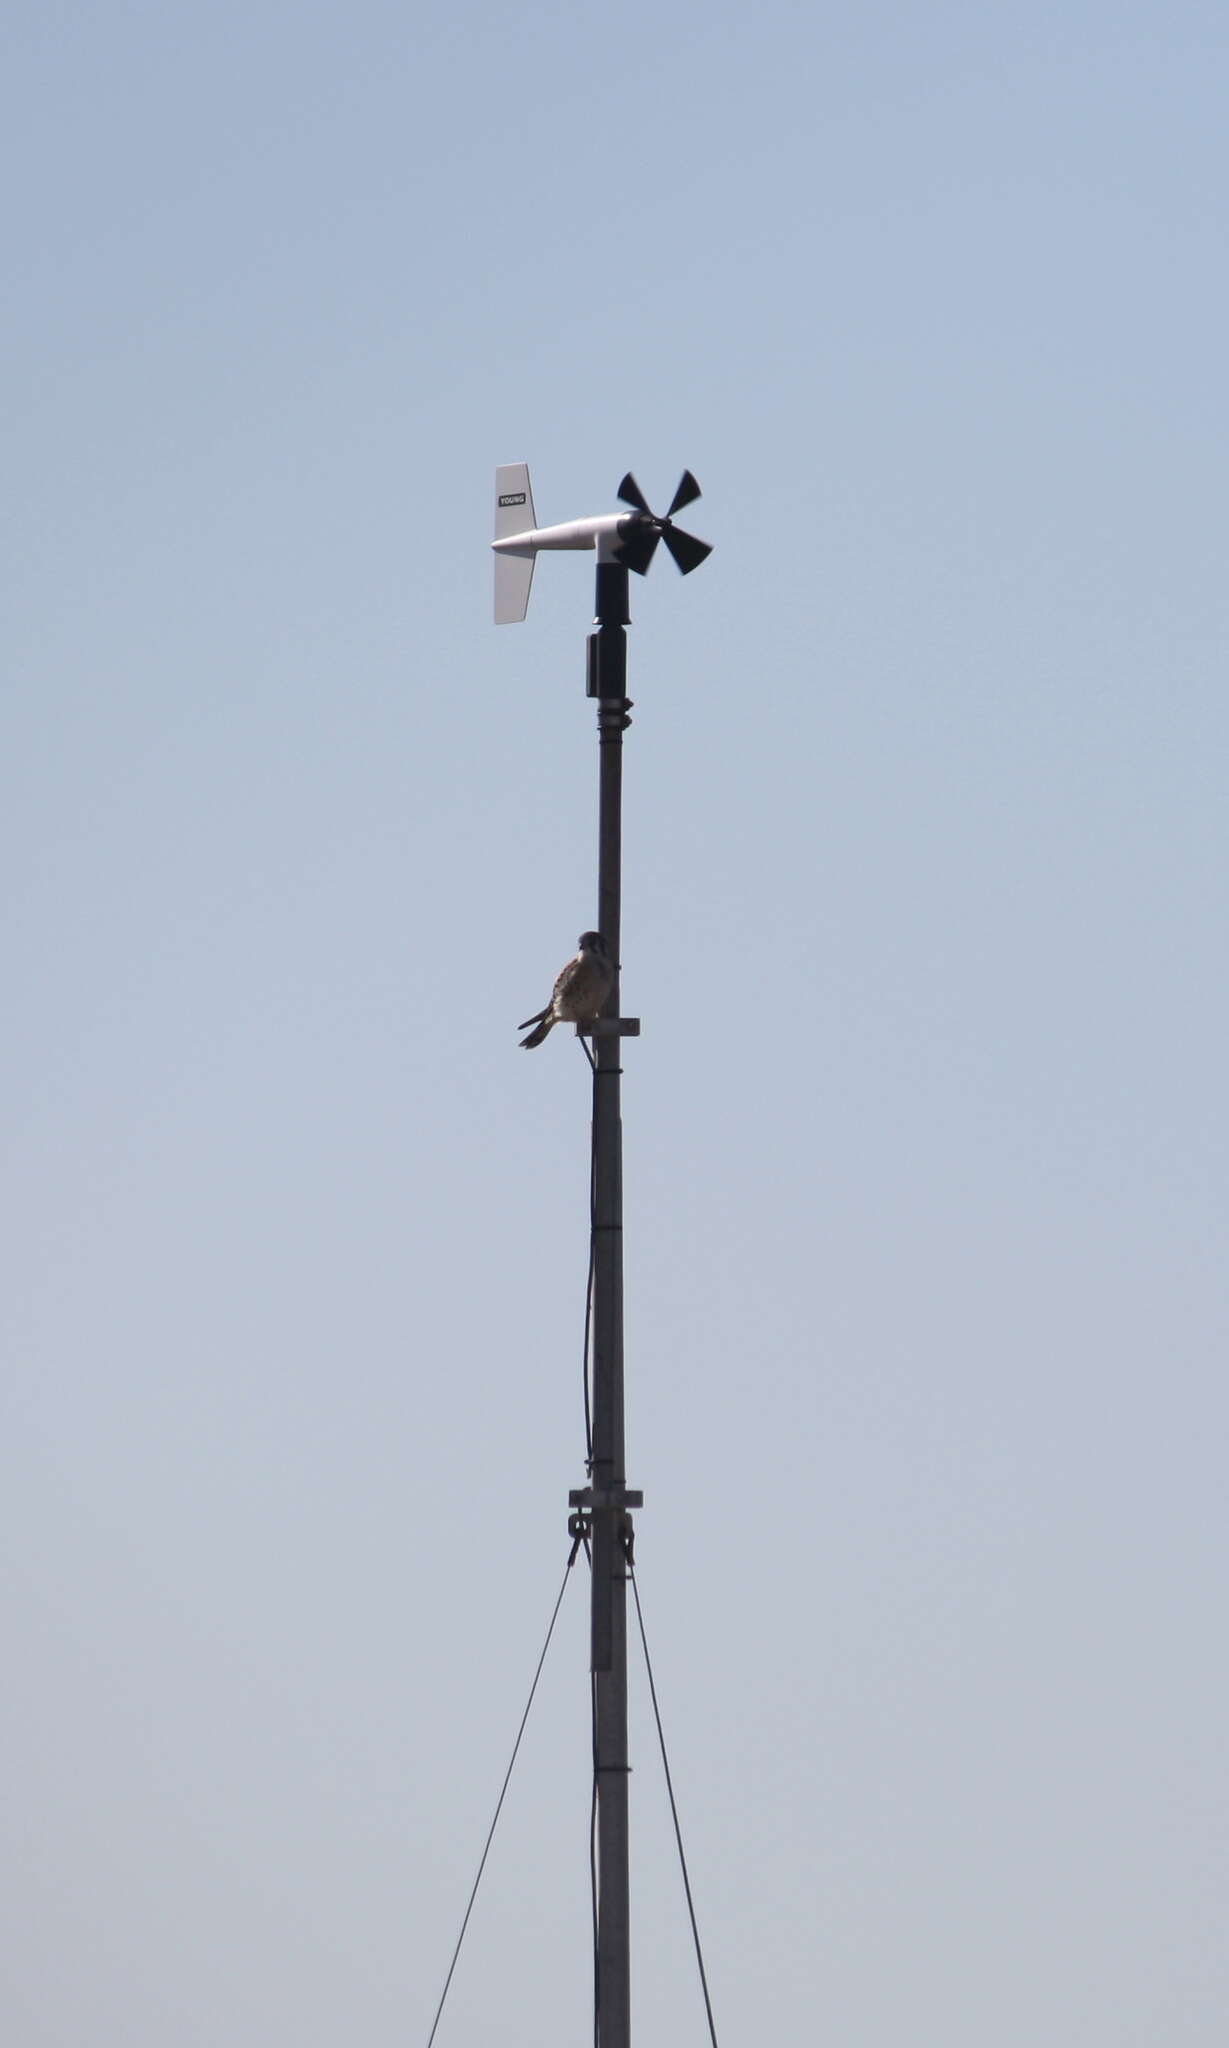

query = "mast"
[
  {"left": 490, "top": 465, "right": 709, "bottom": 2048},
  {"left": 572, "top": 536, "right": 641, "bottom": 2048}
]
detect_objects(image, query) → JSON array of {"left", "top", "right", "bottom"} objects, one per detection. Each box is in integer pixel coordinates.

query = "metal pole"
[{"left": 588, "top": 539, "right": 633, "bottom": 2048}]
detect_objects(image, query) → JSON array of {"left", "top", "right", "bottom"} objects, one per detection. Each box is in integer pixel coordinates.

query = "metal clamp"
[
  {"left": 568, "top": 1486, "right": 644, "bottom": 1512},
  {"left": 577, "top": 1018, "right": 641, "bottom": 1037}
]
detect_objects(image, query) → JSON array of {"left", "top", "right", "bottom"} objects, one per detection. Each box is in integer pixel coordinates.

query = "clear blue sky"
[{"left": 4, "top": 3, "right": 1227, "bottom": 2043}]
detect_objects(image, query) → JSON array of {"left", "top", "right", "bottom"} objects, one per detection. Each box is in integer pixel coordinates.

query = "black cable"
[
  {"left": 425, "top": 1554, "right": 578, "bottom": 2048},
  {"left": 578, "top": 1543, "right": 598, "bottom": 2048},
  {"left": 580, "top": 1539, "right": 598, "bottom": 2047},
  {"left": 575, "top": 1034, "right": 597, "bottom": 2045},
  {"left": 578, "top": 1034, "right": 597, "bottom": 1468},
  {"left": 581, "top": 1243, "right": 594, "bottom": 1467},
  {"left": 590, "top": 1667, "right": 601, "bottom": 2048},
  {"left": 628, "top": 1560, "right": 721, "bottom": 2048}
]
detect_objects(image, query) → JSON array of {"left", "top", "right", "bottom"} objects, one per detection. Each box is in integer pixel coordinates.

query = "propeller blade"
[
  {"left": 617, "top": 525, "right": 661, "bottom": 576},
  {"left": 617, "top": 472, "right": 651, "bottom": 514},
  {"left": 661, "top": 525, "right": 712, "bottom": 575},
  {"left": 666, "top": 470, "right": 702, "bottom": 517}
]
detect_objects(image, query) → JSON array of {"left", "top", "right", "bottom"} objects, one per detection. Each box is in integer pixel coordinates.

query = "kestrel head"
[{"left": 578, "top": 930, "right": 607, "bottom": 957}]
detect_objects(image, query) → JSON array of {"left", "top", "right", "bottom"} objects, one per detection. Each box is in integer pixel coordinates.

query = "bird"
[{"left": 519, "top": 931, "right": 614, "bottom": 1049}]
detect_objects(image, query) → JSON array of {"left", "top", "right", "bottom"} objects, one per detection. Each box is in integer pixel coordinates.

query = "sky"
[{"left": 3, "top": 1, "right": 1227, "bottom": 2043}]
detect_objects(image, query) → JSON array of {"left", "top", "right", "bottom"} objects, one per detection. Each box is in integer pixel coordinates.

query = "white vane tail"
[{"left": 493, "top": 463, "right": 536, "bottom": 623}]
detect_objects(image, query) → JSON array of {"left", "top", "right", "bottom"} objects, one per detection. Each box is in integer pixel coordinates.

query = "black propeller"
[{"left": 615, "top": 471, "right": 712, "bottom": 577}]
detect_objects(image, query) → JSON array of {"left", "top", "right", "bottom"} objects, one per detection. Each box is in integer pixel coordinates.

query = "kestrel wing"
[{"left": 552, "top": 957, "right": 580, "bottom": 1005}]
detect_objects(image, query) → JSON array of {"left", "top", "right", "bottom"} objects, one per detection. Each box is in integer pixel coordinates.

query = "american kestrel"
[{"left": 519, "top": 931, "right": 614, "bottom": 1049}]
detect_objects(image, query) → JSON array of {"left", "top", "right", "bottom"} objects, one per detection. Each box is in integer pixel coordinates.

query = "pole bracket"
[
  {"left": 577, "top": 1018, "right": 640, "bottom": 1037},
  {"left": 569, "top": 1486, "right": 644, "bottom": 1511}
]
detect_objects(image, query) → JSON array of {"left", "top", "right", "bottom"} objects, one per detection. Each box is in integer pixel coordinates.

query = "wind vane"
[{"left": 492, "top": 465, "right": 711, "bottom": 623}]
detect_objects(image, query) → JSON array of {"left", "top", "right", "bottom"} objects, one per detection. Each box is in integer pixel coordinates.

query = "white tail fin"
[{"left": 494, "top": 463, "right": 535, "bottom": 623}]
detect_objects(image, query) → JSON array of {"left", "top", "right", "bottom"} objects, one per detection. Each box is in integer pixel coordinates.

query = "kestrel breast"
[{"left": 556, "top": 955, "right": 610, "bottom": 1021}]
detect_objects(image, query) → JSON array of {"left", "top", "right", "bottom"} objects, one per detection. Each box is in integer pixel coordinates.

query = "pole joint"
[
  {"left": 568, "top": 1484, "right": 642, "bottom": 1562},
  {"left": 569, "top": 1486, "right": 644, "bottom": 1511},
  {"left": 595, "top": 695, "right": 633, "bottom": 732}
]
